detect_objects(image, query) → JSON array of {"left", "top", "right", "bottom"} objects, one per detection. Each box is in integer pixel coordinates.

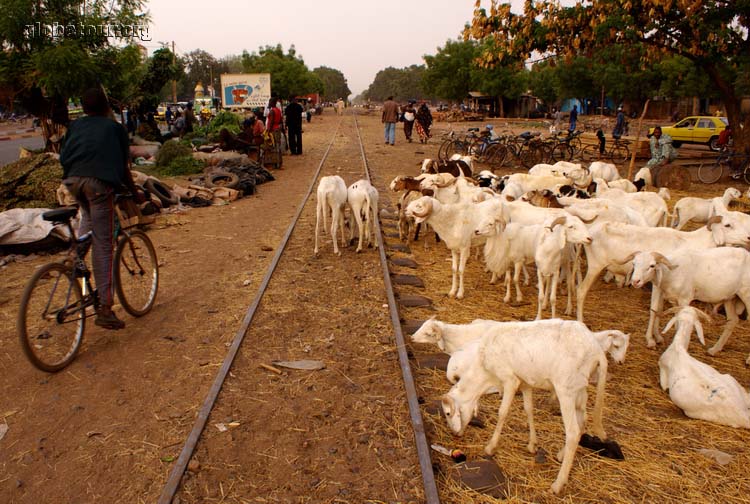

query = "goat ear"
[
  {"left": 662, "top": 316, "right": 677, "bottom": 335},
  {"left": 694, "top": 321, "right": 706, "bottom": 346}
]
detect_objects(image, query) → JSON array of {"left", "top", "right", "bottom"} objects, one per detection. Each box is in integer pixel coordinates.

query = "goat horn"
[
  {"left": 613, "top": 251, "right": 637, "bottom": 266},
  {"left": 706, "top": 215, "right": 723, "bottom": 230},
  {"left": 411, "top": 199, "right": 433, "bottom": 219},
  {"left": 652, "top": 252, "right": 677, "bottom": 270},
  {"left": 548, "top": 216, "right": 567, "bottom": 229}
]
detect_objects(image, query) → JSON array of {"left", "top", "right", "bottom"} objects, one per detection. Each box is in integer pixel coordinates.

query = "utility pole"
[{"left": 171, "top": 41, "right": 177, "bottom": 103}]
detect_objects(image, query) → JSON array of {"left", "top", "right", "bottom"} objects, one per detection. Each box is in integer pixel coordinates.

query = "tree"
[
  {"left": 178, "top": 49, "right": 220, "bottom": 101},
  {"left": 466, "top": 0, "right": 750, "bottom": 150},
  {"left": 363, "top": 66, "right": 425, "bottom": 102},
  {"left": 313, "top": 66, "right": 351, "bottom": 101},
  {"left": 241, "top": 44, "right": 323, "bottom": 100},
  {"left": 0, "top": 0, "right": 149, "bottom": 148},
  {"left": 422, "top": 39, "right": 478, "bottom": 102}
]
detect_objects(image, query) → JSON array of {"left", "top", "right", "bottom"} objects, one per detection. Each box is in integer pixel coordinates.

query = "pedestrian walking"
[
  {"left": 415, "top": 103, "right": 433, "bottom": 143},
  {"left": 402, "top": 101, "right": 416, "bottom": 142},
  {"left": 285, "top": 96, "right": 304, "bottom": 155},
  {"left": 382, "top": 96, "right": 399, "bottom": 146},
  {"left": 568, "top": 104, "right": 578, "bottom": 133}
]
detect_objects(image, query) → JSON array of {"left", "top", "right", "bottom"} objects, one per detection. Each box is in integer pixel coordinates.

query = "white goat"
[
  {"left": 534, "top": 216, "right": 592, "bottom": 319},
  {"left": 672, "top": 187, "right": 742, "bottom": 230},
  {"left": 588, "top": 161, "right": 620, "bottom": 182},
  {"left": 629, "top": 248, "right": 750, "bottom": 358},
  {"left": 411, "top": 317, "right": 498, "bottom": 355},
  {"left": 595, "top": 185, "right": 669, "bottom": 227},
  {"left": 576, "top": 215, "right": 750, "bottom": 323},
  {"left": 659, "top": 307, "right": 750, "bottom": 428},
  {"left": 347, "top": 179, "right": 379, "bottom": 253},
  {"left": 405, "top": 196, "right": 501, "bottom": 299},
  {"left": 442, "top": 319, "right": 626, "bottom": 494},
  {"left": 314, "top": 175, "right": 348, "bottom": 255}
]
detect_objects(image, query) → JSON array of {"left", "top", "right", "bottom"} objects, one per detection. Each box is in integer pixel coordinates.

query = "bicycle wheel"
[
  {"left": 742, "top": 161, "right": 750, "bottom": 186},
  {"left": 697, "top": 161, "right": 724, "bottom": 184},
  {"left": 114, "top": 230, "right": 159, "bottom": 316},
  {"left": 444, "top": 140, "right": 468, "bottom": 159},
  {"left": 485, "top": 143, "right": 508, "bottom": 169},
  {"left": 550, "top": 143, "right": 573, "bottom": 163},
  {"left": 18, "top": 263, "right": 85, "bottom": 372},
  {"left": 520, "top": 145, "right": 543, "bottom": 169},
  {"left": 437, "top": 139, "right": 453, "bottom": 160},
  {"left": 612, "top": 144, "right": 630, "bottom": 164},
  {"left": 581, "top": 145, "right": 601, "bottom": 163}
]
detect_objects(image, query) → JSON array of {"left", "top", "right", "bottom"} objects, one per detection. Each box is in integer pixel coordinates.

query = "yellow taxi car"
[{"left": 651, "top": 116, "right": 728, "bottom": 151}]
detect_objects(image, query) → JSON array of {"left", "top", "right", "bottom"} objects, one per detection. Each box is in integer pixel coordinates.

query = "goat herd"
[{"left": 313, "top": 156, "right": 750, "bottom": 494}]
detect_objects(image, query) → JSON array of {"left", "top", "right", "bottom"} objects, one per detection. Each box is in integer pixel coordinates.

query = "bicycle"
[
  {"left": 581, "top": 135, "right": 631, "bottom": 164},
  {"left": 17, "top": 201, "right": 159, "bottom": 372},
  {"left": 697, "top": 149, "right": 750, "bottom": 184},
  {"left": 546, "top": 130, "right": 583, "bottom": 162}
]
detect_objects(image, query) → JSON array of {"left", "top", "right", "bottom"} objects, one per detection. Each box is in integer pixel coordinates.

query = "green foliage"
[
  {"left": 313, "top": 66, "right": 351, "bottom": 101},
  {"left": 241, "top": 44, "right": 323, "bottom": 99},
  {"left": 364, "top": 66, "right": 425, "bottom": 102},
  {"left": 153, "top": 155, "right": 205, "bottom": 177},
  {"left": 155, "top": 140, "right": 193, "bottom": 167},
  {"left": 206, "top": 110, "right": 241, "bottom": 136},
  {"left": 423, "top": 39, "right": 478, "bottom": 101}
]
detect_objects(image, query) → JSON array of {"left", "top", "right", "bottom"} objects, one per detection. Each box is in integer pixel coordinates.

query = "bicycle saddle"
[{"left": 42, "top": 207, "right": 78, "bottom": 223}]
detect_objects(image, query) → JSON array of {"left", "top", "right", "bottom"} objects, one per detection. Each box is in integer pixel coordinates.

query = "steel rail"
[
  {"left": 352, "top": 112, "right": 441, "bottom": 504},
  {"left": 158, "top": 121, "right": 341, "bottom": 503}
]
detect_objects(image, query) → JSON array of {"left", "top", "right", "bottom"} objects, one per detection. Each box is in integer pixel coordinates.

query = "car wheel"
[
  {"left": 709, "top": 136, "right": 720, "bottom": 151},
  {"left": 672, "top": 141, "right": 682, "bottom": 148}
]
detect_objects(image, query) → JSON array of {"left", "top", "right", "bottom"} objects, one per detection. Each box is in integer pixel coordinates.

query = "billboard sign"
[{"left": 220, "top": 73, "right": 271, "bottom": 109}]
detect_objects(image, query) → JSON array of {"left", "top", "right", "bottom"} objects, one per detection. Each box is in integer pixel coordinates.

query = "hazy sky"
[{"left": 146, "top": 0, "right": 485, "bottom": 97}]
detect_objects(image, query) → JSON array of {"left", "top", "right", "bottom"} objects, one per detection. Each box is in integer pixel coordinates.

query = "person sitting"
[
  {"left": 718, "top": 125, "right": 732, "bottom": 152},
  {"left": 137, "top": 113, "right": 166, "bottom": 143},
  {"left": 644, "top": 126, "right": 678, "bottom": 185}
]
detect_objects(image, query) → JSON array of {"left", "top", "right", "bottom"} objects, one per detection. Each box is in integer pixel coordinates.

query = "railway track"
[{"left": 158, "top": 114, "right": 439, "bottom": 503}]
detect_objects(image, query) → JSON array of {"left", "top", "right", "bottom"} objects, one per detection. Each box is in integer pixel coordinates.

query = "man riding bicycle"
[{"left": 60, "top": 88, "right": 142, "bottom": 330}]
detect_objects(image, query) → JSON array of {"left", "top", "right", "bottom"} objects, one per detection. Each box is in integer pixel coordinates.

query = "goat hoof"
[
  {"left": 550, "top": 481, "right": 564, "bottom": 495},
  {"left": 483, "top": 445, "right": 495, "bottom": 456},
  {"left": 707, "top": 347, "right": 720, "bottom": 356}
]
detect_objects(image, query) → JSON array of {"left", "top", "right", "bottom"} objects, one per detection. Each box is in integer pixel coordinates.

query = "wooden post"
[
  {"left": 628, "top": 99, "right": 650, "bottom": 180},
  {"left": 171, "top": 41, "right": 177, "bottom": 103}
]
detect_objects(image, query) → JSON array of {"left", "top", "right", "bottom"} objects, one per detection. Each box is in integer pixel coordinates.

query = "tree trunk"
[{"left": 705, "top": 63, "right": 748, "bottom": 155}]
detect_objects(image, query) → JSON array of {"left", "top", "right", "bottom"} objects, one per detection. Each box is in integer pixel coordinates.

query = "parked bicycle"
[
  {"left": 581, "top": 135, "right": 631, "bottom": 164},
  {"left": 503, "top": 131, "right": 548, "bottom": 168},
  {"left": 17, "top": 201, "right": 159, "bottom": 372},
  {"left": 546, "top": 130, "right": 583, "bottom": 162},
  {"left": 697, "top": 149, "right": 750, "bottom": 184}
]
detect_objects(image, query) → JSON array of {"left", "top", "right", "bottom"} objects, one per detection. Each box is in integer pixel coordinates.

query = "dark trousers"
[
  {"left": 63, "top": 176, "right": 116, "bottom": 306},
  {"left": 288, "top": 127, "right": 302, "bottom": 154},
  {"left": 404, "top": 120, "right": 414, "bottom": 141}
]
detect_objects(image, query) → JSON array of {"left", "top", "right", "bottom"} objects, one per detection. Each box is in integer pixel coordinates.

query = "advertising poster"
[{"left": 220, "top": 73, "right": 271, "bottom": 109}]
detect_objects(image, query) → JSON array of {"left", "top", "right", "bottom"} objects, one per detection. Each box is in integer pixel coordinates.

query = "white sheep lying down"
[
  {"left": 659, "top": 307, "right": 750, "bottom": 428},
  {"left": 441, "top": 318, "right": 629, "bottom": 494}
]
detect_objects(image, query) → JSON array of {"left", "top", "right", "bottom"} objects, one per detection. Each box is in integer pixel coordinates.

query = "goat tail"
[
  {"left": 669, "top": 209, "right": 679, "bottom": 228},
  {"left": 591, "top": 354, "right": 609, "bottom": 440}
]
